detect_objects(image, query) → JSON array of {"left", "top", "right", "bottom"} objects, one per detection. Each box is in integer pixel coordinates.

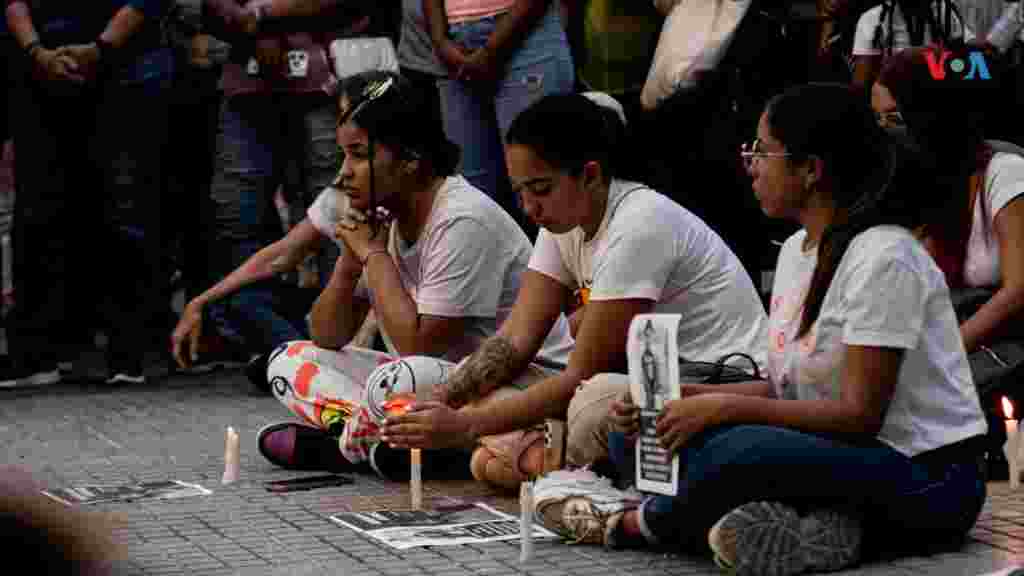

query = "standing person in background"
[
  {"left": 398, "top": 0, "right": 445, "bottom": 122},
  {"left": 186, "top": 0, "right": 398, "bottom": 390},
  {"left": 424, "top": 0, "right": 574, "bottom": 235},
  {"left": 4, "top": 0, "right": 175, "bottom": 386}
]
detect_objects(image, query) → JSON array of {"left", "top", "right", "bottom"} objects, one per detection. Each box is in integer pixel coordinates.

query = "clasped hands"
[{"left": 31, "top": 43, "right": 103, "bottom": 84}]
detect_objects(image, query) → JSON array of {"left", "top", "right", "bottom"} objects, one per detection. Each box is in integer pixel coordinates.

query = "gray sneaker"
[{"left": 708, "top": 502, "right": 861, "bottom": 576}]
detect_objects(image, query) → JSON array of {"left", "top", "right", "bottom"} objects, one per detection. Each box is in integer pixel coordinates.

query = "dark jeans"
[
  {"left": 209, "top": 92, "right": 339, "bottom": 353},
  {"left": 8, "top": 62, "right": 100, "bottom": 366},
  {"left": 609, "top": 425, "right": 986, "bottom": 559},
  {"left": 97, "top": 50, "right": 175, "bottom": 369},
  {"left": 8, "top": 47, "right": 174, "bottom": 369}
]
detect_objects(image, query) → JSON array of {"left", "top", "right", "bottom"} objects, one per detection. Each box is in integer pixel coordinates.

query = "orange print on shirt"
[
  {"left": 286, "top": 341, "right": 313, "bottom": 357},
  {"left": 294, "top": 362, "right": 320, "bottom": 397}
]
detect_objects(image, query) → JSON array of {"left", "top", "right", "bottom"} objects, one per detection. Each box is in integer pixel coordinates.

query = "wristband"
[
  {"left": 360, "top": 249, "right": 389, "bottom": 266},
  {"left": 95, "top": 37, "right": 114, "bottom": 62},
  {"left": 23, "top": 39, "right": 41, "bottom": 58}
]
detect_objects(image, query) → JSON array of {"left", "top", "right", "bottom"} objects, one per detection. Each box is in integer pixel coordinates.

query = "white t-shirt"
[
  {"left": 964, "top": 151, "right": 1024, "bottom": 288},
  {"left": 527, "top": 179, "right": 769, "bottom": 370},
  {"left": 307, "top": 177, "right": 575, "bottom": 365},
  {"left": 853, "top": 2, "right": 974, "bottom": 56},
  {"left": 767, "top": 226, "right": 986, "bottom": 457}
]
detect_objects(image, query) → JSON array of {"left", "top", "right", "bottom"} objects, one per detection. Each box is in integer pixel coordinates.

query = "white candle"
[
  {"left": 410, "top": 383, "right": 429, "bottom": 510},
  {"left": 222, "top": 427, "right": 240, "bottom": 485},
  {"left": 520, "top": 481, "right": 535, "bottom": 563},
  {"left": 410, "top": 448, "right": 423, "bottom": 510},
  {"left": 1003, "top": 397, "right": 1019, "bottom": 489}
]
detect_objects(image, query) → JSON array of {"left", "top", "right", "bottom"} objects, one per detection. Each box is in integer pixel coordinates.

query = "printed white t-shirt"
[
  {"left": 767, "top": 226, "right": 987, "bottom": 457},
  {"left": 307, "top": 176, "right": 575, "bottom": 365},
  {"left": 527, "top": 179, "right": 769, "bottom": 370},
  {"left": 964, "top": 151, "right": 1024, "bottom": 288},
  {"left": 853, "top": 2, "right": 974, "bottom": 56}
]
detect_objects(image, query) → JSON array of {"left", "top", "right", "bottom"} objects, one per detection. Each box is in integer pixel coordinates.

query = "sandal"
[{"left": 470, "top": 420, "right": 567, "bottom": 490}]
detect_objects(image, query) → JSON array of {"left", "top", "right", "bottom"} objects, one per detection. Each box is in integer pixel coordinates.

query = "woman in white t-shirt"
[
  {"left": 252, "top": 70, "right": 574, "bottom": 477},
  {"left": 851, "top": 0, "right": 972, "bottom": 87},
  {"left": 874, "top": 47, "right": 1024, "bottom": 463},
  {"left": 532, "top": 84, "right": 987, "bottom": 575},
  {"left": 379, "top": 93, "right": 769, "bottom": 489}
]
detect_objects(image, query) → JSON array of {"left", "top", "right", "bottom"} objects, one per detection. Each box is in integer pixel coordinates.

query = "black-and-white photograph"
[
  {"left": 330, "top": 503, "right": 558, "bottom": 550},
  {"left": 42, "top": 480, "right": 212, "bottom": 506},
  {"left": 628, "top": 314, "right": 682, "bottom": 497}
]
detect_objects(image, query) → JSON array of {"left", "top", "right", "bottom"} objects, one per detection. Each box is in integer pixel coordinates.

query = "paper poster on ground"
[
  {"left": 42, "top": 480, "right": 212, "bottom": 506},
  {"left": 330, "top": 502, "right": 558, "bottom": 549}
]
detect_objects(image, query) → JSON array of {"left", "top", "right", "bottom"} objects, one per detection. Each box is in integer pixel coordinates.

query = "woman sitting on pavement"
[
  {"left": 872, "top": 46, "right": 1024, "bottom": 472},
  {"left": 380, "top": 93, "right": 769, "bottom": 490},
  {"left": 529, "top": 83, "right": 987, "bottom": 576},
  {"left": 255, "top": 70, "right": 575, "bottom": 478}
]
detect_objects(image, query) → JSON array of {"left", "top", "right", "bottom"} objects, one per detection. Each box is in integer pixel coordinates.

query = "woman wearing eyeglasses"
[
  {"left": 873, "top": 47, "right": 1024, "bottom": 477},
  {"left": 255, "top": 70, "right": 574, "bottom": 477},
  {"left": 518, "top": 84, "right": 986, "bottom": 576}
]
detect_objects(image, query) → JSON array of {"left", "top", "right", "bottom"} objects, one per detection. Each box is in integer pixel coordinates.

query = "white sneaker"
[
  {"left": 106, "top": 373, "right": 146, "bottom": 385},
  {"left": 533, "top": 468, "right": 642, "bottom": 547},
  {"left": 708, "top": 502, "right": 862, "bottom": 576}
]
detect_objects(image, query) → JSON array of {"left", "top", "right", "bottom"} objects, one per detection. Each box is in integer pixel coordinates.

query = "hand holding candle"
[{"left": 1003, "top": 397, "right": 1019, "bottom": 489}]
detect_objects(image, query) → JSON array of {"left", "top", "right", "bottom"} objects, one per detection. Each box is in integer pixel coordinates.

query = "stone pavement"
[{"left": 3, "top": 366, "right": 1024, "bottom": 576}]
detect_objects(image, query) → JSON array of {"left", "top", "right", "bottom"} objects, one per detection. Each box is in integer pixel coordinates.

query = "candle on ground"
[
  {"left": 1003, "top": 397, "right": 1019, "bottom": 489},
  {"left": 520, "top": 481, "right": 535, "bottom": 563},
  {"left": 222, "top": 426, "right": 240, "bottom": 485}
]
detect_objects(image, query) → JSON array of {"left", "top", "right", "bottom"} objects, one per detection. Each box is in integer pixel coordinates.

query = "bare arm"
[
  {"left": 360, "top": 252, "right": 469, "bottom": 357},
  {"left": 194, "top": 219, "right": 324, "bottom": 309},
  {"left": 308, "top": 254, "right": 370, "bottom": 349},
  {"left": 464, "top": 294, "right": 654, "bottom": 439},
  {"left": 709, "top": 345, "right": 900, "bottom": 437},
  {"left": 962, "top": 198, "right": 1024, "bottom": 351},
  {"left": 682, "top": 380, "right": 775, "bottom": 398},
  {"left": 440, "top": 270, "right": 566, "bottom": 407},
  {"left": 6, "top": 1, "right": 39, "bottom": 49},
  {"left": 852, "top": 55, "right": 880, "bottom": 89}
]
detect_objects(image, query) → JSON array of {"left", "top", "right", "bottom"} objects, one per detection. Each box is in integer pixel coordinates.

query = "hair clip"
[{"left": 337, "top": 76, "right": 396, "bottom": 128}]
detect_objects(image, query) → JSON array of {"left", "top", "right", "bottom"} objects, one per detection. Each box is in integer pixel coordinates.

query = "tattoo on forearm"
[{"left": 444, "top": 336, "right": 517, "bottom": 407}]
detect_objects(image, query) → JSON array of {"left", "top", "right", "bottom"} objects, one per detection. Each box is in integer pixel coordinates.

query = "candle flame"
[{"left": 1004, "top": 396, "right": 1015, "bottom": 419}]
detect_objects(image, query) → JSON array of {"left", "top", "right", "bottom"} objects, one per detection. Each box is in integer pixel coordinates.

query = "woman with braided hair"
[{"left": 851, "top": 0, "right": 974, "bottom": 87}]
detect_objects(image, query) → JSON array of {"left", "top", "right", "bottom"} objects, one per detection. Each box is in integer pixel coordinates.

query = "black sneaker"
[
  {"left": 245, "top": 352, "right": 270, "bottom": 396},
  {"left": 368, "top": 443, "right": 474, "bottom": 482},
  {"left": 257, "top": 421, "right": 360, "bottom": 472}
]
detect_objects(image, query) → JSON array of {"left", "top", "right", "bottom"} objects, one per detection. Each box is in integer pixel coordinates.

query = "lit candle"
[
  {"left": 411, "top": 383, "right": 429, "bottom": 510},
  {"left": 520, "top": 480, "right": 535, "bottom": 563},
  {"left": 1003, "top": 397, "right": 1019, "bottom": 490},
  {"left": 222, "top": 426, "right": 240, "bottom": 485}
]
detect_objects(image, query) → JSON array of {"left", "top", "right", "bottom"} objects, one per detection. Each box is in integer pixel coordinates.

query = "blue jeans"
[
  {"left": 209, "top": 93, "right": 339, "bottom": 353},
  {"left": 438, "top": 4, "right": 574, "bottom": 215},
  {"left": 608, "top": 426, "right": 986, "bottom": 559}
]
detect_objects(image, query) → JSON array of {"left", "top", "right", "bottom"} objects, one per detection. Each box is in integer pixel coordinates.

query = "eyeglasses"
[
  {"left": 740, "top": 139, "right": 792, "bottom": 170},
  {"left": 874, "top": 110, "right": 905, "bottom": 128}
]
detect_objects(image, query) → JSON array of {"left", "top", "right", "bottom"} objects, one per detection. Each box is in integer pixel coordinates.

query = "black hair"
[
  {"left": 873, "top": 0, "right": 965, "bottom": 56},
  {"left": 505, "top": 94, "right": 622, "bottom": 182},
  {"left": 336, "top": 70, "right": 460, "bottom": 235},
  {"left": 765, "top": 83, "right": 924, "bottom": 338},
  {"left": 878, "top": 47, "right": 995, "bottom": 287}
]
